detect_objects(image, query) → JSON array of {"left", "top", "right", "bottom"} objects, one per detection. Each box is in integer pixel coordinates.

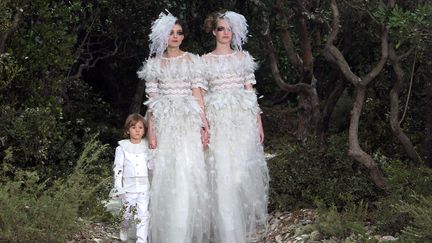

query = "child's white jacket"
[{"left": 112, "top": 139, "right": 153, "bottom": 197}]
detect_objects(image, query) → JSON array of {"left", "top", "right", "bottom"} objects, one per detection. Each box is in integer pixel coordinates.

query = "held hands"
[
  {"left": 201, "top": 126, "right": 210, "bottom": 149},
  {"left": 199, "top": 111, "right": 210, "bottom": 149}
]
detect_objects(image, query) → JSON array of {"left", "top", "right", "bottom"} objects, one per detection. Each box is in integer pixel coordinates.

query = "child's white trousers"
[{"left": 122, "top": 192, "right": 150, "bottom": 243}]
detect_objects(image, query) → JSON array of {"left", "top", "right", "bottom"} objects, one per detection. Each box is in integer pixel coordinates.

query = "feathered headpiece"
[
  {"left": 148, "top": 11, "right": 178, "bottom": 56},
  {"left": 223, "top": 11, "right": 249, "bottom": 51}
]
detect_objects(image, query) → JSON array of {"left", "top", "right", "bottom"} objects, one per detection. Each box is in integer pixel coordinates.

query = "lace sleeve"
[
  {"left": 190, "top": 54, "right": 208, "bottom": 91},
  {"left": 242, "top": 51, "right": 258, "bottom": 85},
  {"left": 137, "top": 58, "right": 159, "bottom": 96}
]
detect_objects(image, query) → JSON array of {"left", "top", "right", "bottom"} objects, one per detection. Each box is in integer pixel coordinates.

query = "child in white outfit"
[{"left": 111, "top": 113, "right": 152, "bottom": 243}]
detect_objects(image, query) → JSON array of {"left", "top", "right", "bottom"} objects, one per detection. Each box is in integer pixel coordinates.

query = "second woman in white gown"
[
  {"left": 202, "top": 10, "right": 269, "bottom": 243},
  {"left": 137, "top": 12, "right": 210, "bottom": 243}
]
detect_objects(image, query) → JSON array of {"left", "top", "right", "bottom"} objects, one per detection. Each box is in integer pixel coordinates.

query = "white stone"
[{"left": 380, "top": 235, "right": 397, "bottom": 241}]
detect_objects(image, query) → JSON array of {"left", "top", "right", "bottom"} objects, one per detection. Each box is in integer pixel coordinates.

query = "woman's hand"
[
  {"left": 148, "top": 127, "right": 157, "bottom": 149},
  {"left": 201, "top": 126, "right": 209, "bottom": 149},
  {"left": 147, "top": 111, "right": 157, "bottom": 149},
  {"left": 257, "top": 114, "right": 264, "bottom": 144}
]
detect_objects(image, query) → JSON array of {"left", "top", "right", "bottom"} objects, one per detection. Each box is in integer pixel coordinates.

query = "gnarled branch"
[{"left": 65, "top": 38, "right": 120, "bottom": 82}]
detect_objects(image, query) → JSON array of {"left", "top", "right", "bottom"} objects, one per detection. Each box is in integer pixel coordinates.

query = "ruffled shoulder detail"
[
  {"left": 237, "top": 51, "right": 258, "bottom": 74},
  {"left": 137, "top": 57, "right": 159, "bottom": 82},
  {"left": 118, "top": 139, "right": 149, "bottom": 154},
  {"left": 187, "top": 53, "right": 208, "bottom": 90}
]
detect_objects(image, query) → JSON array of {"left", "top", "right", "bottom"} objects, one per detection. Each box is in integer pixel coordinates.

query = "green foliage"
[
  {"left": 373, "top": 158, "right": 432, "bottom": 234},
  {"left": 268, "top": 135, "right": 378, "bottom": 211},
  {"left": 0, "top": 0, "right": 15, "bottom": 33},
  {"left": 0, "top": 135, "right": 111, "bottom": 241},
  {"left": 382, "top": 155, "right": 432, "bottom": 196},
  {"left": 0, "top": 53, "right": 23, "bottom": 90},
  {"left": 315, "top": 204, "right": 345, "bottom": 238},
  {"left": 0, "top": 0, "right": 98, "bottom": 107},
  {"left": 63, "top": 80, "right": 120, "bottom": 143},
  {"left": 0, "top": 105, "right": 82, "bottom": 180},
  {"left": 397, "top": 194, "right": 432, "bottom": 242},
  {"left": 314, "top": 200, "right": 369, "bottom": 240},
  {"left": 375, "top": 3, "right": 432, "bottom": 45}
]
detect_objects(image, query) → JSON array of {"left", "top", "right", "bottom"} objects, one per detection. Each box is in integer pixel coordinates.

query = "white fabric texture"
[
  {"left": 137, "top": 52, "right": 207, "bottom": 97},
  {"left": 111, "top": 139, "right": 152, "bottom": 242},
  {"left": 202, "top": 51, "right": 269, "bottom": 243},
  {"left": 202, "top": 51, "right": 258, "bottom": 92},
  {"left": 112, "top": 139, "right": 152, "bottom": 196},
  {"left": 122, "top": 192, "right": 150, "bottom": 243},
  {"left": 138, "top": 53, "right": 211, "bottom": 243}
]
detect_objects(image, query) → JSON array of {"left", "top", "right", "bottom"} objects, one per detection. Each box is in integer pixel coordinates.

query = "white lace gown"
[
  {"left": 137, "top": 52, "right": 210, "bottom": 243},
  {"left": 202, "top": 51, "right": 269, "bottom": 243}
]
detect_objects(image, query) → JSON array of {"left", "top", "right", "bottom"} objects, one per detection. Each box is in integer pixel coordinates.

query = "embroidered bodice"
[
  {"left": 202, "top": 51, "right": 257, "bottom": 92},
  {"left": 137, "top": 52, "right": 206, "bottom": 97}
]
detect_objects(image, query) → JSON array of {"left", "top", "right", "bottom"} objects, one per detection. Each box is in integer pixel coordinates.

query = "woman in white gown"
[
  {"left": 202, "top": 10, "right": 269, "bottom": 243},
  {"left": 137, "top": 12, "right": 210, "bottom": 243}
]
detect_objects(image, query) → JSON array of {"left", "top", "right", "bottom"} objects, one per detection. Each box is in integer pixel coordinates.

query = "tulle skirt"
[
  {"left": 205, "top": 89, "right": 269, "bottom": 243},
  {"left": 146, "top": 95, "right": 211, "bottom": 243}
]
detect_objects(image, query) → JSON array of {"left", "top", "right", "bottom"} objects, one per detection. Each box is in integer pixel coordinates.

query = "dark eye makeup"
[
  {"left": 170, "top": 30, "right": 184, "bottom": 35},
  {"left": 216, "top": 26, "right": 231, "bottom": 32}
]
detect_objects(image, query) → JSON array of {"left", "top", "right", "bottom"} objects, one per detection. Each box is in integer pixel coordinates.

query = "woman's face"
[
  {"left": 167, "top": 24, "right": 184, "bottom": 48},
  {"left": 213, "top": 18, "right": 232, "bottom": 45}
]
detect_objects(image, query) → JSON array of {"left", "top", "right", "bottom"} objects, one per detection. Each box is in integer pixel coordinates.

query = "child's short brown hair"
[{"left": 123, "top": 113, "right": 146, "bottom": 137}]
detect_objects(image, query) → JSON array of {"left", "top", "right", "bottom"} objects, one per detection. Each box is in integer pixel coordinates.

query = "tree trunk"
[
  {"left": 388, "top": 45, "right": 422, "bottom": 165},
  {"left": 324, "top": 0, "right": 388, "bottom": 190},
  {"left": 349, "top": 86, "right": 386, "bottom": 190},
  {"left": 261, "top": 12, "right": 321, "bottom": 141},
  {"left": 319, "top": 77, "right": 345, "bottom": 139},
  {"left": 296, "top": 94, "right": 312, "bottom": 143},
  {"left": 130, "top": 78, "right": 146, "bottom": 114}
]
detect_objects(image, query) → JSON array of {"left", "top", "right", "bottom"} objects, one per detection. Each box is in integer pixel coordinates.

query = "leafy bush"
[
  {"left": 0, "top": 106, "right": 77, "bottom": 172},
  {"left": 397, "top": 194, "right": 432, "bottom": 242},
  {"left": 268, "top": 134, "right": 378, "bottom": 211},
  {"left": 0, "top": 135, "right": 111, "bottom": 241},
  {"left": 373, "top": 157, "right": 432, "bottom": 235},
  {"left": 0, "top": 81, "right": 119, "bottom": 179},
  {"left": 314, "top": 200, "right": 369, "bottom": 240}
]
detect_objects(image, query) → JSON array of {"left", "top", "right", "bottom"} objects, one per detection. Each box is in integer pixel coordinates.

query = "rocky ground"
[
  {"left": 69, "top": 209, "right": 318, "bottom": 243},
  {"left": 70, "top": 208, "right": 398, "bottom": 242}
]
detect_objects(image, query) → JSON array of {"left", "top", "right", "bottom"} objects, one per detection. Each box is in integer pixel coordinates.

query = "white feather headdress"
[
  {"left": 148, "top": 11, "right": 178, "bottom": 56},
  {"left": 223, "top": 11, "right": 249, "bottom": 51}
]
